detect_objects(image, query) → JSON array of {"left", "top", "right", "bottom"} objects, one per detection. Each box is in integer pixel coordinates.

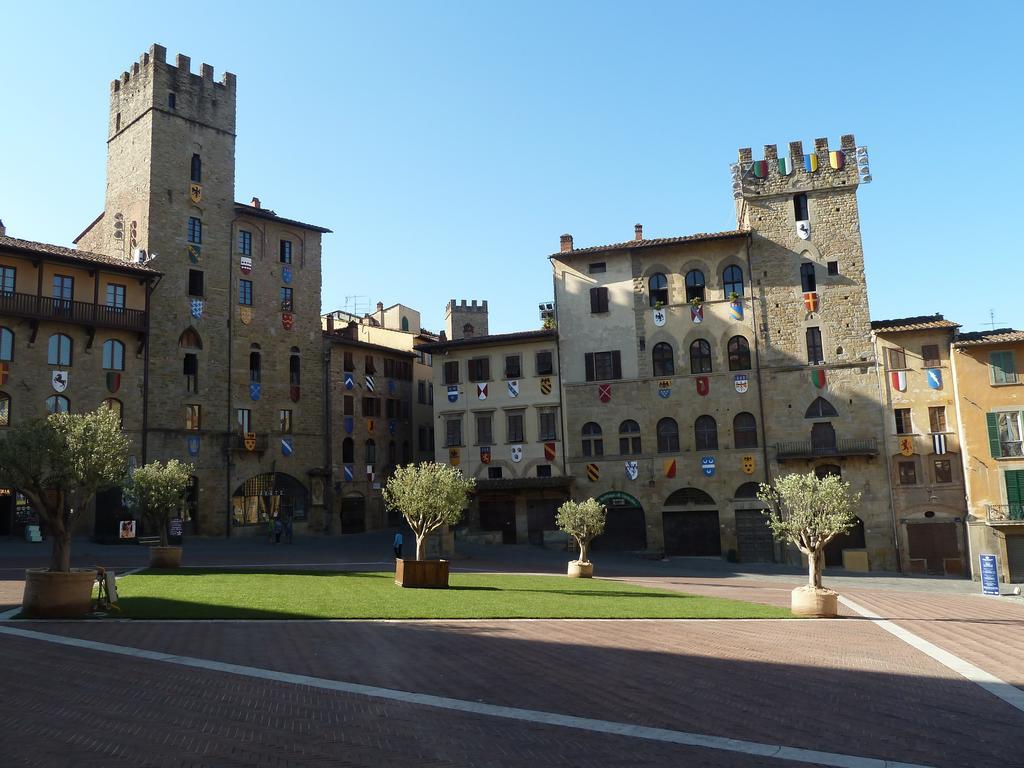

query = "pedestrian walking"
[
  {"left": 393, "top": 531, "right": 403, "bottom": 559},
  {"left": 273, "top": 515, "right": 283, "bottom": 544}
]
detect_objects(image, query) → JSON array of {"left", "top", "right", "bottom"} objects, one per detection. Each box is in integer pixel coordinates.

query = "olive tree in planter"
[
  {"left": 556, "top": 498, "right": 607, "bottom": 578},
  {"left": 0, "top": 407, "right": 129, "bottom": 618},
  {"left": 383, "top": 462, "right": 475, "bottom": 588},
  {"left": 757, "top": 472, "right": 860, "bottom": 617},
  {"left": 124, "top": 459, "right": 193, "bottom": 568}
]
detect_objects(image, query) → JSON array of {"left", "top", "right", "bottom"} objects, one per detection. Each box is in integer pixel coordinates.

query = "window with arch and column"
[
  {"left": 249, "top": 349, "right": 261, "bottom": 385},
  {"left": 365, "top": 439, "right": 376, "bottom": 465},
  {"left": 102, "top": 339, "right": 125, "bottom": 371},
  {"left": 800, "top": 262, "right": 817, "bottom": 293},
  {"left": 47, "top": 333, "right": 72, "bottom": 366},
  {"left": 727, "top": 336, "right": 751, "bottom": 371},
  {"left": 618, "top": 419, "right": 641, "bottom": 455},
  {"left": 684, "top": 270, "right": 705, "bottom": 302},
  {"left": 690, "top": 339, "right": 712, "bottom": 374},
  {"left": 723, "top": 265, "right": 744, "bottom": 297},
  {"left": 102, "top": 398, "right": 123, "bottom": 426},
  {"left": 657, "top": 417, "right": 679, "bottom": 453},
  {"left": 581, "top": 422, "right": 603, "bottom": 457},
  {"left": 342, "top": 437, "right": 354, "bottom": 463},
  {"left": 652, "top": 342, "right": 674, "bottom": 376},
  {"left": 0, "top": 326, "right": 13, "bottom": 361},
  {"left": 805, "top": 397, "right": 838, "bottom": 419},
  {"left": 695, "top": 415, "right": 718, "bottom": 450},
  {"left": 733, "top": 412, "right": 758, "bottom": 449},
  {"left": 649, "top": 273, "right": 668, "bottom": 306},
  {"left": 180, "top": 329, "right": 201, "bottom": 393},
  {"left": 46, "top": 395, "right": 69, "bottom": 414},
  {"left": 191, "top": 153, "right": 201, "bottom": 183}
]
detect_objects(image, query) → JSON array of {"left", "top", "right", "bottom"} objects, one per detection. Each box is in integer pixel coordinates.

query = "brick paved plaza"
[{"left": 2, "top": 536, "right": 1023, "bottom": 767}]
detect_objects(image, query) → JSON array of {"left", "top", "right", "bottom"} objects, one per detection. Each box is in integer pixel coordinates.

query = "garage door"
[
  {"left": 907, "top": 522, "right": 961, "bottom": 575},
  {"left": 663, "top": 510, "right": 721, "bottom": 557},
  {"left": 1007, "top": 535, "right": 1024, "bottom": 583},
  {"left": 593, "top": 506, "right": 647, "bottom": 551},
  {"left": 735, "top": 509, "right": 774, "bottom": 563}
]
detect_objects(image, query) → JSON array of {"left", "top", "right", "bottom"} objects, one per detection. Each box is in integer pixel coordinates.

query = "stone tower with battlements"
[
  {"left": 445, "top": 299, "right": 489, "bottom": 341},
  {"left": 735, "top": 135, "right": 896, "bottom": 570}
]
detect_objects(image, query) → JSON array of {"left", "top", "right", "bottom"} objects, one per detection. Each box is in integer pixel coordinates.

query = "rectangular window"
[
  {"left": 584, "top": 350, "right": 622, "bottom": 382},
  {"left": 590, "top": 286, "right": 609, "bottom": 314},
  {"left": 188, "top": 270, "right": 204, "bottom": 297},
  {"left": 238, "top": 231, "right": 252, "bottom": 256},
  {"left": 921, "top": 344, "right": 941, "bottom": 368},
  {"left": 990, "top": 351, "right": 1019, "bottom": 385},
  {"left": 238, "top": 279, "right": 253, "bottom": 305},
  {"left": 886, "top": 347, "right": 907, "bottom": 370},
  {"left": 0, "top": 265, "right": 14, "bottom": 295},
  {"left": 445, "top": 418, "right": 462, "bottom": 447},
  {"left": 443, "top": 360, "right": 460, "bottom": 385},
  {"left": 933, "top": 459, "right": 953, "bottom": 484},
  {"left": 365, "top": 355, "right": 377, "bottom": 375},
  {"left": 994, "top": 411, "right": 1023, "bottom": 457},
  {"left": 504, "top": 354, "right": 521, "bottom": 379},
  {"left": 280, "top": 240, "right": 292, "bottom": 264},
  {"left": 168, "top": 92, "right": 177, "bottom": 110},
  {"left": 794, "top": 193, "right": 809, "bottom": 221},
  {"left": 417, "top": 380, "right": 426, "bottom": 404},
  {"left": 826, "top": 261, "right": 839, "bottom": 276},
  {"left": 343, "top": 351, "right": 355, "bottom": 372},
  {"left": 417, "top": 426, "right": 429, "bottom": 452},
  {"left": 187, "top": 217, "right": 202, "bottom": 244},
  {"left": 401, "top": 400, "right": 410, "bottom": 419},
  {"left": 898, "top": 461, "right": 917, "bottom": 485},
  {"left": 539, "top": 410, "right": 558, "bottom": 441},
  {"left": 52, "top": 275, "right": 73, "bottom": 303},
  {"left": 383, "top": 358, "right": 395, "bottom": 378},
  {"left": 806, "top": 327, "right": 824, "bottom": 365},
  {"left": 236, "top": 408, "right": 251, "bottom": 433},
  {"left": 184, "top": 404, "right": 201, "bottom": 430},
  {"left": 279, "top": 410, "right": 292, "bottom": 433},
  {"left": 468, "top": 357, "right": 490, "bottom": 382},
  {"left": 183, "top": 353, "right": 198, "bottom": 393},
  {"left": 488, "top": 466, "right": 503, "bottom": 479},
  {"left": 928, "top": 406, "right": 947, "bottom": 434},
  {"left": 280, "top": 287, "right": 293, "bottom": 311},
  {"left": 362, "top": 398, "right": 381, "bottom": 417},
  {"left": 106, "top": 283, "right": 126, "bottom": 309},
  {"left": 506, "top": 411, "right": 525, "bottom": 443},
  {"left": 536, "top": 350, "right": 553, "bottom": 375},
  {"left": 588, "top": 262, "right": 606, "bottom": 274},
  {"left": 895, "top": 408, "right": 913, "bottom": 435},
  {"left": 385, "top": 399, "right": 397, "bottom": 418},
  {"left": 536, "top": 465, "right": 552, "bottom": 478},
  {"left": 476, "top": 414, "right": 493, "bottom": 445},
  {"left": 343, "top": 395, "right": 354, "bottom": 416}
]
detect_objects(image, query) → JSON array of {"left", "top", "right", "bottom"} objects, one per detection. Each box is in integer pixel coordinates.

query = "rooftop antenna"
[
  {"left": 343, "top": 295, "right": 369, "bottom": 316},
  {"left": 985, "top": 309, "right": 1003, "bottom": 331}
]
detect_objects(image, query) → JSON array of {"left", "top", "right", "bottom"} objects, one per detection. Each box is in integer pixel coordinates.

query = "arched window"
[
  {"left": 618, "top": 419, "right": 641, "bottom": 455},
  {"left": 45, "top": 395, "right": 69, "bottom": 414},
  {"left": 657, "top": 418, "right": 680, "bottom": 453},
  {"left": 734, "top": 482, "right": 760, "bottom": 499},
  {"left": 685, "top": 270, "right": 705, "bottom": 302},
  {"left": 342, "top": 437, "right": 354, "bottom": 463},
  {"left": 401, "top": 316, "right": 410, "bottom": 332},
  {"left": 723, "top": 265, "right": 744, "bottom": 297},
  {"left": 102, "top": 398, "right": 123, "bottom": 426},
  {"left": 652, "top": 342, "right": 674, "bottom": 376},
  {"left": 178, "top": 328, "right": 202, "bottom": 349},
  {"left": 690, "top": 339, "right": 712, "bottom": 374},
  {"left": 387, "top": 440, "right": 397, "bottom": 466},
  {"left": 695, "top": 415, "right": 718, "bottom": 450},
  {"left": 289, "top": 350, "right": 300, "bottom": 387},
  {"left": 191, "top": 153, "right": 201, "bottom": 184},
  {"left": 649, "top": 273, "right": 668, "bottom": 306},
  {"left": 102, "top": 339, "right": 125, "bottom": 371},
  {"left": 805, "top": 397, "right": 838, "bottom": 419},
  {"left": 0, "top": 391, "right": 10, "bottom": 427},
  {"left": 365, "top": 439, "right": 376, "bottom": 465},
  {"left": 727, "top": 336, "right": 751, "bottom": 371},
  {"left": 0, "top": 327, "right": 13, "bottom": 361},
  {"left": 249, "top": 351, "right": 261, "bottom": 384},
  {"left": 47, "top": 334, "right": 72, "bottom": 366},
  {"left": 581, "top": 422, "right": 603, "bottom": 457},
  {"left": 463, "top": 323, "right": 474, "bottom": 337},
  {"left": 734, "top": 412, "right": 758, "bottom": 449},
  {"left": 800, "top": 262, "right": 817, "bottom": 293}
]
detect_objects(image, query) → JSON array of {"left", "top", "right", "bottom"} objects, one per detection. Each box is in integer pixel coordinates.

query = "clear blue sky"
[{"left": 1, "top": 1, "right": 1020, "bottom": 335}]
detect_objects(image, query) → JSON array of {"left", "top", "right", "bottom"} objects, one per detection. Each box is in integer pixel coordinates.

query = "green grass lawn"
[{"left": 107, "top": 569, "right": 791, "bottom": 620}]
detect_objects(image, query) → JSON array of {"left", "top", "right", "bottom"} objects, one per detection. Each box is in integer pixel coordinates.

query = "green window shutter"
[
  {"left": 990, "top": 351, "right": 1019, "bottom": 384},
  {"left": 987, "top": 413, "right": 1002, "bottom": 457},
  {"left": 1006, "top": 470, "right": 1024, "bottom": 506}
]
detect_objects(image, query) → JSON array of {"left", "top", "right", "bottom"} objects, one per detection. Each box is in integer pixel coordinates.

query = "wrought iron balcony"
[
  {"left": 986, "top": 504, "right": 1024, "bottom": 524},
  {"left": 0, "top": 292, "right": 147, "bottom": 332},
  {"left": 775, "top": 438, "right": 879, "bottom": 461}
]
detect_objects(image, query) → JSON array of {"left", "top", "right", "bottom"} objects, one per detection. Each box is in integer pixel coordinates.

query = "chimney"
[
  {"left": 559, "top": 233, "right": 573, "bottom": 252},
  {"left": 250, "top": 197, "right": 261, "bottom": 209},
  {"left": 376, "top": 301, "right": 384, "bottom": 312},
  {"left": 634, "top": 223, "right": 643, "bottom": 241},
  {"left": 326, "top": 314, "right": 335, "bottom": 333}
]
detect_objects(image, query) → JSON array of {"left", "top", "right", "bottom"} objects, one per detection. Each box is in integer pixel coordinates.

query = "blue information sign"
[{"left": 979, "top": 553, "right": 1000, "bottom": 596}]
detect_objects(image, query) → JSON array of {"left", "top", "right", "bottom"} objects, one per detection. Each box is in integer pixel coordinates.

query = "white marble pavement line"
[
  {"left": 839, "top": 595, "right": 1024, "bottom": 715},
  {"left": 0, "top": 624, "right": 934, "bottom": 768}
]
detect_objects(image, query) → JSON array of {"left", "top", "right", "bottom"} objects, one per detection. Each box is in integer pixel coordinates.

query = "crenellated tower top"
[{"left": 731, "top": 134, "right": 871, "bottom": 201}]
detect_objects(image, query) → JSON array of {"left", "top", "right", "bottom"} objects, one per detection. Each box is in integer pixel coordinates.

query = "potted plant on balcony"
[
  {"left": 383, "top": 462, "right": 475, "bottom": 588},
  {"left": 0, "top": 406, "right": 129, "bottom": 618},
  {"left": 124, "top": 459, "right": 193, "bottom": 568},
  {"left": 556, "top": 497, "right": 607, "bottom": 578},
  {"left": 757, "top": 472, "right": 860, "bottom": 617}
]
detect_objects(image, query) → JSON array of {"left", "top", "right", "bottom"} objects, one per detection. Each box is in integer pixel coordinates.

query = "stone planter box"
[
  {"left": 21, "top": 568, "right": 96, "bottom": 618},
  {"left": 395, "top": 558, "right": 449, "bottom": 588},
  {"left": 567, "top": 560, "right": 594, "bottom": 579},
  {"left": 149, "top": 546, "right": 183, "bottom": 568},
  {"left": 791, "top": 586, "right": 838, "bottom": 617}
]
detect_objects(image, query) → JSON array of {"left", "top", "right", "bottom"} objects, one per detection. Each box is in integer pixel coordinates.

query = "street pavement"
[{"left": 2, "top": 533, "right": 1023, "bottom": 767}]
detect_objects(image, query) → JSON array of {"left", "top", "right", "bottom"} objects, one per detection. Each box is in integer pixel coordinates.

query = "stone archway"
[
  {"left": 663, "top": 488, "right": 721, "bottom": 557},
  {"left": 593, "top": 491, "right": 647, "bottom": 551},
  {"left": 232, "top": 473, "right": 308, "bottom": 529}
]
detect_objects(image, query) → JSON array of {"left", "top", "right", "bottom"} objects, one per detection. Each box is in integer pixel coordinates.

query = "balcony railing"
[
  {"left": 775, "top": 438, "right": 879, "bottom": 460},
  {"left": 986, "top": 504, "right": 1024, "bottom": 524},
  {"left": 0, "top": 292, "right": 147, "bottom": 332}
]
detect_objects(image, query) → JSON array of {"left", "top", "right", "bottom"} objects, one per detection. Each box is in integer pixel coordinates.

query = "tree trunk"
[
  {"left": 808, "top": 549, "right": 823, "bottom": 589},
  {"left": 578, "top": 539, "right": 589, "bottom": 564},
  {"left": 50, "top": 527, "right": 71, "bottom": 572},
  {"left": 159, "top": 517, "right": 169, "bottom": 547},
  {"left": 416, "top": 533, "right": 427, "bottom": 561}
]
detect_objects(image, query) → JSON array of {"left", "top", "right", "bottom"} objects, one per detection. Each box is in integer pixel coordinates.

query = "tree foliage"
[
  {"left": 556, "top": 498, "right": 607, "bottom": 564},
  {"left": 0, "top": 406, "right": 129, "bottom": 571},
  {"left": 383, "top": 462, "right": 475, "bottom": 560},
  {"left": 757, "top": 472, "right": 860, "bottom": 588},
  {"left": 124, "top": 459, "right": 194, "bottom": 547}
]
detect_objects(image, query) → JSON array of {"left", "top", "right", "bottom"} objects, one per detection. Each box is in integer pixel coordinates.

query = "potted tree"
[
  {"left": 757, "top": 472, "right": 860, "bottom": 617},
  {"left": 383, "top": 462, "right": 475, "bottom": 588},
  {"left": 0, "top": 407, "right": 129, "bottom": 618},
  {"left": 124, "top": 459, "right": 193, "bottom": 568},
  {"left": 556, "top": 498, "right": 607, "bottom": 578}
]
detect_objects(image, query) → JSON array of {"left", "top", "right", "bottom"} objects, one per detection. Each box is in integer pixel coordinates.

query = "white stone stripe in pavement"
[
  {"left": 839, "top": 595, "right": 1024, "bottom": 715},
  {"left": 0, "top": 624, "right": 933, "bottom": 768}
]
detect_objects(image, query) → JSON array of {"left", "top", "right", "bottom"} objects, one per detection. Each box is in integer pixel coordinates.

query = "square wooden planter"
[{"left": 395, "top": 558, "right": 450, "bottom": 588}]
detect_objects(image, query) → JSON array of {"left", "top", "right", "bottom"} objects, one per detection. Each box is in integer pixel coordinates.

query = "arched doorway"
[
  {"left": 593, "top": 491, "right": 646, "bottom": 551},
  {"left": 341, "top": 493, "right": 366, "bottom": 533},
  {"left": 824, "top": 516, "right": 865, "bottom": 567},
  {"left": 663, "top": 488, "right": 721, "bottom": 556},
  {"left": 733, "top": 483, "right": 774, "bottom": 563},
  {"left": 232, "top": 473, "right": 308, "bottom": 528}
]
